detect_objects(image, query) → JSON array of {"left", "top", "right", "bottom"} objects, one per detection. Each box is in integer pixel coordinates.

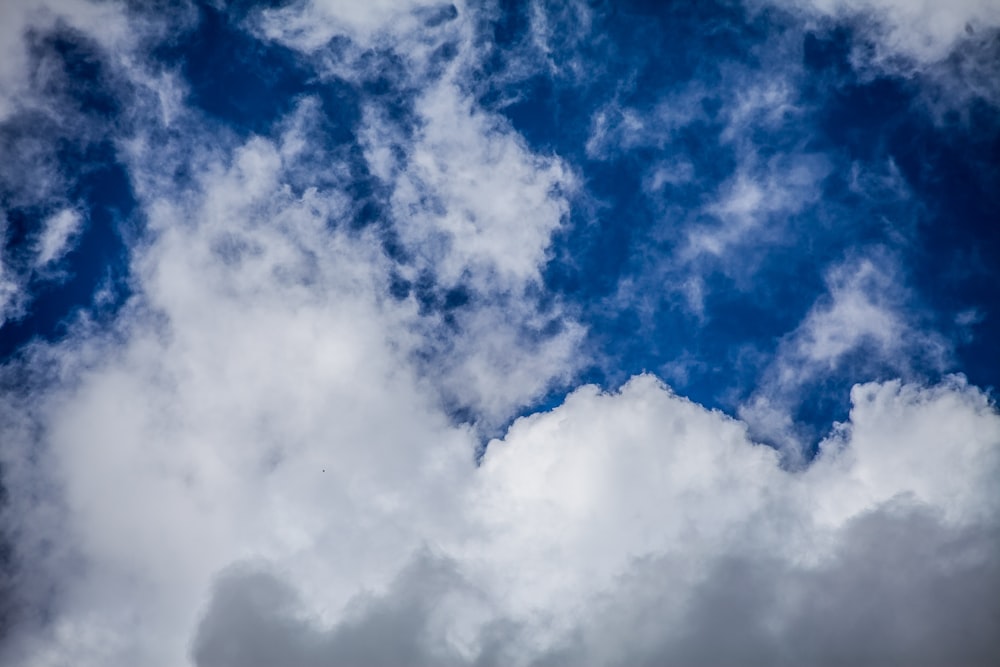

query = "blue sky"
[{"left": 0, "top": 1, "right": 998, "bottom": 665}]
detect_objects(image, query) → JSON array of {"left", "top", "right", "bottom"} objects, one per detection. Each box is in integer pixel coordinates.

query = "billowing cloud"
[{"left": 185, "top": 375, "right": 1000, "bottom": 667}]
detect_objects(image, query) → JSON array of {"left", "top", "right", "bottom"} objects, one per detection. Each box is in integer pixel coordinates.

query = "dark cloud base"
[{"left": 193, "top": 504, "right": 1000, "bottom": 667}]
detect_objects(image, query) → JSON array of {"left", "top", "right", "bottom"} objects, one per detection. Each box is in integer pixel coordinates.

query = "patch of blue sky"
[
  {"left": 0, "top": 25, "right": 134, "bottom": 360},
  {"left": 0, "top": 0, "right": 997, "bottom": 457},
  {"left": 0, "top": 155, "right": 133, "bottom": 360},
  {"left": 467, "top": 0, "right": 1000, "bottom": 450},
  {"left": 154, "top": 2, "right": 313, "bottom": 136}
]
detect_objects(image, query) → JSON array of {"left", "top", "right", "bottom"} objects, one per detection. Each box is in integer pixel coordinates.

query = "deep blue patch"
[
  {"left": 154, "top": 2, "right": 312, "bottom": 135},
  {"left": 0, "top": 24, "right": 134, "bottom": 362},
  {"left": 0, "top": 146, "right": 134, "bottom": 360},
  {"left": 474, "top": 0, "right": 1000, "bottom": 449},
  {"left": 26, "top": 25, "right": 122, "bottom": 117}
]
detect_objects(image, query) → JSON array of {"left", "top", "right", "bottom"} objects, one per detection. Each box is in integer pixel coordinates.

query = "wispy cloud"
[
  {"left": 34, "top": 208, "right": 83, "bottom": 267},
  {"left": 740, "top": 249, "right": 951, "bottom": 457}
]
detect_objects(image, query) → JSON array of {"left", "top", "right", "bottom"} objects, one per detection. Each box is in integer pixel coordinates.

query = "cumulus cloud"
[
  {"left": 377, "top": 80, "right": 575, "bottom": 290},
  {"left": 184, "top": 375, "right": 1000, "bottom": 667},
  {"left": 0, "top": 3, "right": 583, "bottom": 653},
  {"left": 362, "top": 79, "right": 583, "bottom": 424},
  {"left": 0, "top": 122, "right": 479, "bottom": 666},
  {"left": 192, "top": 554, "right": 483, "bottom": 667}
]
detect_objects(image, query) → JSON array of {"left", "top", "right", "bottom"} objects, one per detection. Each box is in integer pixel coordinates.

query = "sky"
[{"left": 0, "top": 0, "right": 998, "bottom": 665}]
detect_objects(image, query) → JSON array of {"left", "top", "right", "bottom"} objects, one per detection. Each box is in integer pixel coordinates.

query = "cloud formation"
[
  {"left": 763, "top": 0, "right": 1000, "bottom": 64},
  {"left": 186, "top": 375, "right": 1000, "bottom": 667},
  {"left": 0, "top": 1, "right": 997, "bottom": 666}
]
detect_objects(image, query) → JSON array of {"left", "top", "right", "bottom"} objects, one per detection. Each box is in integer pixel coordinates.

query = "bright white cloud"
[
  {"left": 34, "top": 208, "right": 83, "bottom": 267},
  {"left": 370, "top": 82, "right": 583, "bottom": 423},
  {"left": 258, "top": 0, "right": 584, "bottom": 426},
  {"left": 0, "top": 53, "right": 591, "bottom": 655},
  {"left": 7, "top": 310, "right": 999, "bottom": 666},
  {"left": 1, "top": 119, "right": 481, "bottom": 667},
  {"left": 385, "top": 80, "right": 575, "bottom": 289},
  {"left": 184, "top": 374, "right": 1000, "bottom": 666}
]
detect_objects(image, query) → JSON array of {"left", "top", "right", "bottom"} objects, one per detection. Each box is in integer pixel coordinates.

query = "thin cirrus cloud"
[{"left": 0, "top": 1, "right": 998, "bottom": 666}]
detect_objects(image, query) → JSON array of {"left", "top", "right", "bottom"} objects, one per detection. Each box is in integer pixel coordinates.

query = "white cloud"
[
  {"left": 0, "top": 0, "right": 168, "bottom": 328},
  {"left": 185, "top": 374, "right": 1000, "bottom": 666},
  {"left": 254, "top": 0, "right": 457, "bottom": 52},
  {"left": 384, "top": 81, "right": 575, "bottom": 290},
  {"left": 1, "top": 120, "right": 480, "bottom": 667},
  {"left": 35, "top": 208, "right": 83, "bottom": 267},
  {"left": 784, "top": 251, "right": 945, "bottom": 380},
  {"left": 0, "top": 0, "right": 132, "bottom": 221},
  {"left": 0, "top": 263, "right": 21, "bottom": 326},
  {"left": 794, "top": 258, "right": 903, "bottom": 365},
  {"left": 719, "top": 77, "right": 799, "bottom": 142},
  {"left": 753, "top": 0, "right": 1000, "bottom": 114},
  {"left": 1, "top": 4, "right": 997, "bottom": 667},
  {"left": 680, "top": 150, "right": 830, "bottom": 277},
  {"left": 2, "top": 169, "right": 996, "bottom": 665},
  {"left": 0, "top": 56, "right": 590, "bottom": 654},
  {"left": 256, "top": 0, "right": 584, "bottom": 427},
  {"left": 585, "top": 88, "right": 706, "bottom": 160},
  {"left": 760, "top": 0, "right": 1000, "bottom": 65},
  {"left": 739, "top": 250, "right": 950, "bottom": 455}
]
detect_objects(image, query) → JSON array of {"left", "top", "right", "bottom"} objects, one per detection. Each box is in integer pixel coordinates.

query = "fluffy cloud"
[
  {"left": 383, "top": 80, "right": 574, "bottom": 289},
  {"left": 0, "top": 16, "right": 581, "bottom": 651},
  {"left": 184, "top": 375, "right": 1000, "bottom": 667},
  {"left": 0, "top": 120, "right": 479, "bottom": 666}
]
